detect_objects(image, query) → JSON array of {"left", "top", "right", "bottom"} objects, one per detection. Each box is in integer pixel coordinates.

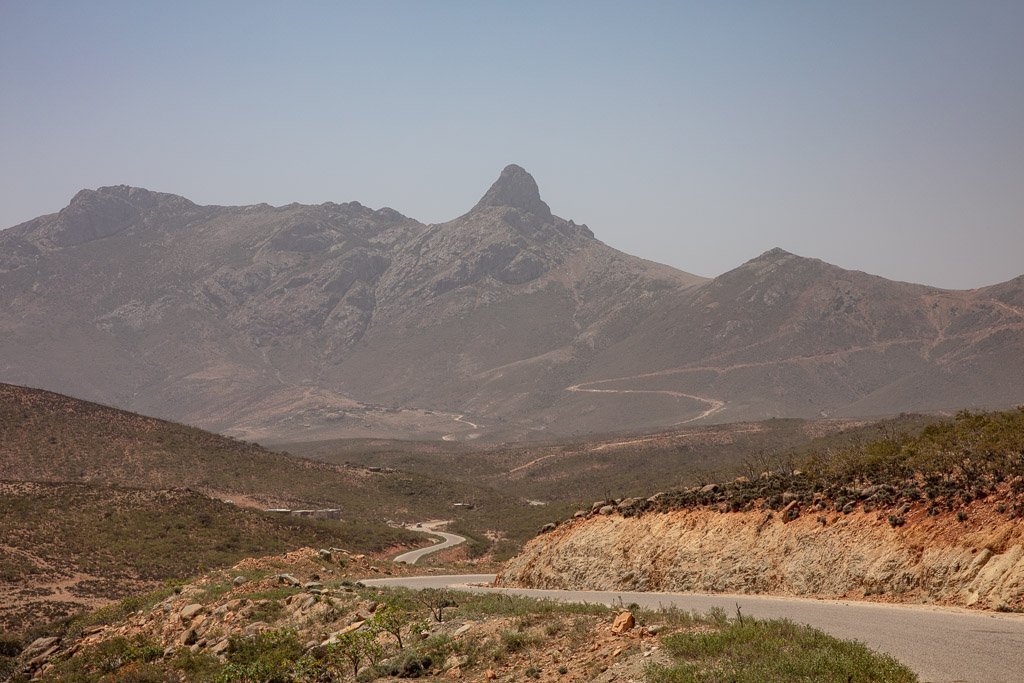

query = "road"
[
  {"left": 391, "top": 524, "right": 467, "bottom": 565},
  {"left": 361, "top": 574, "right": 1024, "bottom": 683}
]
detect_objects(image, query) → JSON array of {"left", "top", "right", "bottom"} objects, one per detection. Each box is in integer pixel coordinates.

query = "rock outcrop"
[{"left": 498, "top": 501, "right": 1024, "bottom": 610}]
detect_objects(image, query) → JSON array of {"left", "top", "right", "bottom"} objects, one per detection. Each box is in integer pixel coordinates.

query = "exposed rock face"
[
  {"left": 497, "top": 505, "right": 1024, "bottom": 610},
  {"left": 471, "top": 164, "right": 552, "bottom": 218},
  {"left": 1, "top": 166, "right": 1023, "bottom": 441}
]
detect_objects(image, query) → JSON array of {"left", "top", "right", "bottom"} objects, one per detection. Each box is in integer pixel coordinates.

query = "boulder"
[
  {"left": 611, "top": 611, "right": 635, "bottom": 634},
  {"left": 276, "top": 573, "right": 302, "bottom": 587},
  {"left": 322, "top": 620, "right": 365, "bottom": 644},
  {"left": 21, "top": 637, "right": 60, "bottom": 661},
  {"left": 599, "top": 505, "right": 615, "bottom": 515},
  {"left": 179, "top": 603, "right": 203, "bottom": 621},
  {"left": 243, "top": 622, "right": 270, "bottom": 636}
]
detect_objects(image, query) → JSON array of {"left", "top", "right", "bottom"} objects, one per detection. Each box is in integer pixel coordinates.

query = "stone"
[
  {"left": 700, "top": 484, "right": 719, "bottom": 494},
  {"left": 244, "top": 622, "right": 269, "bottom": 636},
  {"left": 179, "top": 603, "right": 203, "bottom": 621},
  {"left": 444, "top": 654, "right": 470, "bottom": 670},
  {"left": 574, "top": 510, "right": 588, "bottom": 518},
  {"left": 277, "top": 573, "right": 302, "bottom": 587},
  {"left": 453, "top": 623, "right": 473, "bottom": 637},
  {"left": 232, "top": 575, "right": 247, "bottom": 586},
  {"left": 22, "top": 637, "right": 60, "bottom": 661},
  {"left": 611, "top": 611, "right": 635, "bottom": 634},
  {"left": 322, "top": 620, "right": 365, "bottom": 644},
  {"left": 539, "top": 522, "right": 557, "bottom": 534},
  {"left": 599, "top": 505, "right": 615, "bottom": 515},
  {"left": 647, "top": 625, "right": 664, "bottom": 635},
  {"left": 486, "top": 669, "right": 497, "bottom": 680},
  {"left": 318, "top": 549, "right": 333, "bottom": 561}
]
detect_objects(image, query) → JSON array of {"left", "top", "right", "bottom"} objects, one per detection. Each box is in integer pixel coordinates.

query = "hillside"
[
  {"left": 0, "top": 383, "right": 502, "bottom": 517},
  {"left": 499, "top": 408, "right": 1024, "bottom": 610},
  {"left": 0, "top": 481, "right": 415, "bottom": 634},
  {"left": 286, "top": 416, "right": 936, "bottom": 508},
  {"left": 3, "top": 550, "right": 914, "bottom": 683},
  {"left": 2, "top": 166, "right": 1021, "bottom": 441}
]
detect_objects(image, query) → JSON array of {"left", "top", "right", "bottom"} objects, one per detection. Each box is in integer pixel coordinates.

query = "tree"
[
  {"left": 330, "top": 630, "right": 380, "bottom": 678},
  {"left": 416, "top": 589, "right": 457, "bottom": 623},
  {"left": 372, "top": 602, "right": 409, "bottom": 648}
]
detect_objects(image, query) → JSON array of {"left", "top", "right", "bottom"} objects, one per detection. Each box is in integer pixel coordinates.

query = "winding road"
[
  {"left": 565, "top": 381, "right": 726, "bottom": 425},
  {"left": 361, "top": 574, "right": 1024, "bottom": 683},
  {"left": 391, "top": 523, "right": 467, "bottom": 565}
]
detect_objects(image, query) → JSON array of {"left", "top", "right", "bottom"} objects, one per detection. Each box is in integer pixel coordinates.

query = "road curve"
[
  {"left": 391, "top": 527, "right": 467, "bottom": 565},
  {"left": 361, "top": 574, "right": 1024, "bottom": 683}
]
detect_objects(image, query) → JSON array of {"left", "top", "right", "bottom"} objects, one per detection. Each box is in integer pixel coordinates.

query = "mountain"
[{"left": 1, "top": 166, "right": 1022, "bottom": 440}]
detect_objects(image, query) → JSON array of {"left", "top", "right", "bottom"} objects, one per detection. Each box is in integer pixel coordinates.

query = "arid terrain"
[
  {"left": 5, "top": 548, "right": 917, "bottom": 683},
  {"left": 0, "top": 169, "right": 1021, "bottom": 682},
  {"left": 500, "top": 408, "right": 1024, "bottom": 613},
  {"left": 2, "top": 166, "right": 1022, "bottom": 443}
]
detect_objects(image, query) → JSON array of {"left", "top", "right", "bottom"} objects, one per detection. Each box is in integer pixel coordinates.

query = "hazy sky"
[{"left": 2, "top": 2, "right": 1022, "bottom": 288}]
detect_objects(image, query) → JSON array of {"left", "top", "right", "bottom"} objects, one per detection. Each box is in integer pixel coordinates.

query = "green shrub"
[{"left": 646, "top": 618, "right": 917, "bottom": 682}]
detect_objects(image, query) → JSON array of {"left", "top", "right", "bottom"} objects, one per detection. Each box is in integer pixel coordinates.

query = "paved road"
[
  {"left": 362, "top": 574, "right": 1024, "bottom": 683},
  {"left": 391, "top": 525, "right": 467, "bottom": 565}
]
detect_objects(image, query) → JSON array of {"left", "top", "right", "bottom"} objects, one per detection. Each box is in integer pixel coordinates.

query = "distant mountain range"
[{"left": 1, "top": 165, "right": 1022, "bottom": 441}]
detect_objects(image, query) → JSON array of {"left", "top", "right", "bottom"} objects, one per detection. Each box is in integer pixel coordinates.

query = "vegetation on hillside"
[
  {"left": 648, "top": 616, "right": 916, "bottom": 683},
  {"left": 552, "top": 408, "right": 1024, "bottom": 526},
  {"left": 4, "top": 548, "right": 916, "bottom": 683},
  {"left": 0, "top": 383, "right": 493, "bottom": 519},
  {"left": 0, "top": 481, "right": 416, "bottom": 634}
]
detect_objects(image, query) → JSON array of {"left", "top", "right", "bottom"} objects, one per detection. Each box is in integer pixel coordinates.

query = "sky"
[{"left": 1, "top": 1, "right": 1022, "bottom": 289}]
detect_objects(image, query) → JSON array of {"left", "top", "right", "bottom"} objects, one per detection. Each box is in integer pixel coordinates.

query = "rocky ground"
[{"left": 2, "top": 548, "right": 697, "bottom": 682}]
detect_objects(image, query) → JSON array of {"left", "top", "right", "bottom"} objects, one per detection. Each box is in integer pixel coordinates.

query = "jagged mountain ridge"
[{"left": 1, "top": 165, "right": 1022, "bottom": 440}]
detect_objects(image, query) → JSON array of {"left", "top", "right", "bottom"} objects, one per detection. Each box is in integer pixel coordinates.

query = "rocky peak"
[{"left": 471, "top": 164, "right": 552, "bottom": 218}]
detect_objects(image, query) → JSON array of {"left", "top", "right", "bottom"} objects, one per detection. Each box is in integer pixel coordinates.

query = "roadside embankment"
[{"left": 498, "top": 499, "right": 1024, "bottom": 610}]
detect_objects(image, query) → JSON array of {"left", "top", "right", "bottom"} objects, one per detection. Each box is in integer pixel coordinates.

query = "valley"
[{"left": 2, "top": 167, "right": 1022, "bottom": 682}]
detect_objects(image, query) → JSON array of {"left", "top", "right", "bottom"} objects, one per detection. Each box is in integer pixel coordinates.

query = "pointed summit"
[{"left": 471, "top": 164, "right": 552, "bottom": 217}]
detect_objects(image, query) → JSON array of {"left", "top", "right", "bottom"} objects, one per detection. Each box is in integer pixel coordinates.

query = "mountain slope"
[
  {"left": 1, "top": 167, "right": 1022, "bottom": 440},
  {"left": 0, "top": 383, "right": 498, "bottom": 518},
  {"left": 570, "top": 248, "right": 1024, "bottom": 426}
]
